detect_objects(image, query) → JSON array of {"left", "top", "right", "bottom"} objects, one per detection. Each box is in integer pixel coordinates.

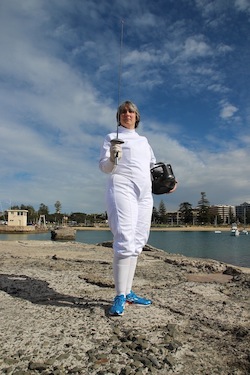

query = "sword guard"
[{"left": 110, "top": 138, "right": 124, "bottom": 145}]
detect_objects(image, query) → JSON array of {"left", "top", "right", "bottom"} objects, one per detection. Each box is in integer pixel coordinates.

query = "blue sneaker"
[
  {"left": 109, "top": 295, "right": 126, "bottom": 316},
  {"left": 126, "top": 291, "right": 152, "bottom": 306}
]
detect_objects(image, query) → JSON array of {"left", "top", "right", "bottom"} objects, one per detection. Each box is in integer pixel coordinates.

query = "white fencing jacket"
[{"left": 99, "top": 126, "right": 156, "bottom": 191}]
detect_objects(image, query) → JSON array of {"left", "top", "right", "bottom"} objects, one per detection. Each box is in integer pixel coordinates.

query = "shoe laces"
[
  {"left": 114, "top": 295, "right": 125, "bottom": 305},
  {"left": 127, "top": 291, "right": 136, "bottom": 299}
]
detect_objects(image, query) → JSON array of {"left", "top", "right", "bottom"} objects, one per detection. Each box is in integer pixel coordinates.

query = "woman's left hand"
[{"left": 167, "top": 181, "right": 178, "bottom": 194}]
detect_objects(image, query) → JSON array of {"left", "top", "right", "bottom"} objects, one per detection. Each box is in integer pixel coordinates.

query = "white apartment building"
[{"left": 209, "top": 205, "right": 235, "bottom": 224}]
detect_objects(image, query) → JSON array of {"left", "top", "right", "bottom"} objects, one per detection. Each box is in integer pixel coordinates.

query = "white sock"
[
  {"left": 113, "top": 255, "right": 131, "bottom": 296},
  {"left": 126, "top": 256, "right": 138, "bottom": 295}
]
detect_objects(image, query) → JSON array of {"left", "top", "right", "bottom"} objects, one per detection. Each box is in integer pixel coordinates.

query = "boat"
[
  {"left": 231, "top": 224, "right": 239, "bottom": 236},
  {"left": 240, "top": 229, "right": 248, "bottom": 235},
  {"left": 214, "top": 230, "right": 221, "bottom": 234}
]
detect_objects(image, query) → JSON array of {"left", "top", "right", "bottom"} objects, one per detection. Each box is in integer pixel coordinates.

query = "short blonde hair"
[{"left": 116, "top": 100, "right": 140, "bottom": 128}]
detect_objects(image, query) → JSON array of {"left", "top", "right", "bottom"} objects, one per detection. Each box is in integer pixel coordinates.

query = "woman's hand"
[
  {"left": 110, "top": 144, "right": 123, "bottom": 163},
  {"left": 167, "top": 181, "right": 178, "bottom": 194}
]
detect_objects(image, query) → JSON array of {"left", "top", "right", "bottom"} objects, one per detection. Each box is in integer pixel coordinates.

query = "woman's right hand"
[{"left": 110, "top": 144, "right": 123, "bottom": 163}]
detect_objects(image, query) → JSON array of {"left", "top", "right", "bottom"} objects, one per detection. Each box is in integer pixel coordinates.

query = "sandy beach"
[{"left": 0, "top": 240, "right": 249, "bottom": 374}]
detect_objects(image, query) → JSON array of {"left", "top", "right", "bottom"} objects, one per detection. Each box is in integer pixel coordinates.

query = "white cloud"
[
  {"left": 207, "top": 84, "right": 230, "bottom": 94},
  {"left": 141, "top": 124, "right": 250, "bottom": 209},
  {"left": 182, "top": 36, "right": 213, "bottom": 59},
  {"left": 0, "top": 0, "right": 249, "bottom": 214},
  {"left": 217, "top": 43, "right": 234, "bottom": 53},
  {"left": 234, "top": 0, "right": 250, "bottom": 12},
  {"left": 219, "top": 101, "right": 239, "bottom": 119},
  {"left": 136, "top": 12, "right": 159, "bottom": 27}
]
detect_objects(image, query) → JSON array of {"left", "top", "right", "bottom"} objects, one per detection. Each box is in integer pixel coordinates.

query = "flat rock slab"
[
  {"left": 0, "top": 240, "right": 249, "bottom": 375},
  {"left": 186, "top": 273, "right": 233, "bottom": 283}
]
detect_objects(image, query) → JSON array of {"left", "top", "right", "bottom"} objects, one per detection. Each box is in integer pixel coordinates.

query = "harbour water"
[{"left": 0, "top": 230, "right": 249, "bottom": 268}]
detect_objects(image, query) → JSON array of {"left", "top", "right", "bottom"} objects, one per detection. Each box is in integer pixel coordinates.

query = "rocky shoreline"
[{"left": 0, "top": 240, "right": 249, "bottom": 374}]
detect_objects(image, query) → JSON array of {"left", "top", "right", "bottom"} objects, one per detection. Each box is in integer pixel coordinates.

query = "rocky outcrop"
[
  {"left": 51, "top": 227, "right": 76, "bottom": 241},
  {"left": 0, "top": 225, "right": 48, "bottom": 233},
  {"left": 0, "top": 240, "right": 249, "bottom": 374}
]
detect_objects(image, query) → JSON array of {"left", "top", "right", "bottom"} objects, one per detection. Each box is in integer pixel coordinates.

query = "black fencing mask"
[{"left": 151, "top": 163, "right": 176, "bottom": 195}]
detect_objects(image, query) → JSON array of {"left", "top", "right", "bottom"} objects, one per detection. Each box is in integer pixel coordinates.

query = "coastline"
[
  {"left": 1, "top": 225, "right": 248, "bottom": 234},
  {"left": 0, "top": 240, "right": 249, "bottom": 374},
  {"left": 75, "top": 225, "right": 246, "bottom": 232},
  {"left": 1, "top": 225, "right": 249, "bottom": 269}
]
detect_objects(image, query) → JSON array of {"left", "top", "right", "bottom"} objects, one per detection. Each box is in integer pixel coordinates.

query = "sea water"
[
  {"left": 0, "top": 230, "right": 249, "bottom": 268},
  {"left": 148, "top": 230, "right": 250, "bottom": 268}
]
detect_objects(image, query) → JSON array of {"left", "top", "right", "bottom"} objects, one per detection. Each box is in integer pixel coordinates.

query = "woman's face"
[{"left": 119, "top": 106, "right": 136, "bottom": 129}]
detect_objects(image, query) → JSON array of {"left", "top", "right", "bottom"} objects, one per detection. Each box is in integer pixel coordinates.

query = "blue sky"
[{"left": 0, "top": 0, "right": 249, "bottom": 214}]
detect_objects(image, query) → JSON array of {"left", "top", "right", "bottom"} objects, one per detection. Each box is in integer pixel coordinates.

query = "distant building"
[
  {"left": 209, "top": 205, "right": 235, "bottom": 224},
  {"left": 7, "top": 209, "right": 28, "bottom": 226},
  {"left": 167, "top": 211, "right": 179, "bottom": 225},
  {"left": 235, "top": 202, "right": 250, "bottom": 224}
]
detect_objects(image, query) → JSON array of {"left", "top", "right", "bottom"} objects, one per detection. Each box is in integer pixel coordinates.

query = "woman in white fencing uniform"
[{"left": 99, "top": 100, "right": 157, "bottom": 316}]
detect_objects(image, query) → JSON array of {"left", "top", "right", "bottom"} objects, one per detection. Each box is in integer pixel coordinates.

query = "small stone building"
[{"left": 7, "top": 209, "right": 28, "bottom": 226}]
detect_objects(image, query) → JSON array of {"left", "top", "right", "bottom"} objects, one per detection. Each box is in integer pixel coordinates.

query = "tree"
[
  {"left": 10, "top": 205, "right": 20, "bottom": 210},
  {"left": 38, "top": 203, "right": 49, "bottom": 216},
  {"left": 52, "top": 201, "right": 63, "bottom": 223},
  {"left": 152, "top": 206, "right": 160, "bottom": 224},
  {"left": 54, "top": 201, "right": 62, "bottom": 214},
  {"left": 69, "top": 212, "right": 87, "bottom": 225},
  {"left": 158, "top": 200, "right": 168, "bottom": 224},
  {"left": 179, "top": 202, "right": 193, "bottom": 225},
  {"left": 197, "top": 192, "right": 210, "bottom": 224},
  {"left": 20, "top": 204, "right": 37, "bottom": 223}
]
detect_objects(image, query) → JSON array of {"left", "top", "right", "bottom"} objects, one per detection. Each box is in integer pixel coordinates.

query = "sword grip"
[
  {"left": 115, "top": 153, "right": 119, "bottom": 165},
  {"left": 111, "top": 138, "right": 124, "bottom": 165}
]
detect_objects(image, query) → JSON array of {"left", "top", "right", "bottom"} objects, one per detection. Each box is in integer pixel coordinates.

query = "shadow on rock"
[{"left": 0, "top": 273, "right": 109, "bottom": 309}]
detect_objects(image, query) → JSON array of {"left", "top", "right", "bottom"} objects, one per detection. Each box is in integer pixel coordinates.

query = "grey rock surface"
[{"left": 0, "top": 240, "right": 249, "bottom": 374}]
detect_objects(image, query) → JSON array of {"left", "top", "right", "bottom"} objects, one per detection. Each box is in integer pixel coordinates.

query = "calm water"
[{"left": 0, "top": 230, "right": 249, "bottom": 267}]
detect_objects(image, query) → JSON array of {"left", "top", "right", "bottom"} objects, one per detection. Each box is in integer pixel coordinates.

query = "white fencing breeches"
[
  {"left": 106, "top": 174, "right": 153, "bottom": 296},
  {"left": 106, "top": 174, "right": 153, "bottom": 258}
]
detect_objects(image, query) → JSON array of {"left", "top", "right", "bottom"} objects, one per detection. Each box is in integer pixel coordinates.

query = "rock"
[
  {"left": 28, "top": 361, "right": 48, "bottom": 371},
  {"left": 51, "top": 227, "right": 76, "bottom": 241},
  {"left": 0, "top": 240, "right": 249, "bottom": 375}
]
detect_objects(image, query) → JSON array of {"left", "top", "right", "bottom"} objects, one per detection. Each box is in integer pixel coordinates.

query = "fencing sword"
[{"left": 110, "top": 19, "right": 125, "bottom": 165}]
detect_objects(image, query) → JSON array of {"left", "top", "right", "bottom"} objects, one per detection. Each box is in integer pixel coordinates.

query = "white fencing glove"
[{"left": 110, "top": 143, "right": 123, "bottom": 163}]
